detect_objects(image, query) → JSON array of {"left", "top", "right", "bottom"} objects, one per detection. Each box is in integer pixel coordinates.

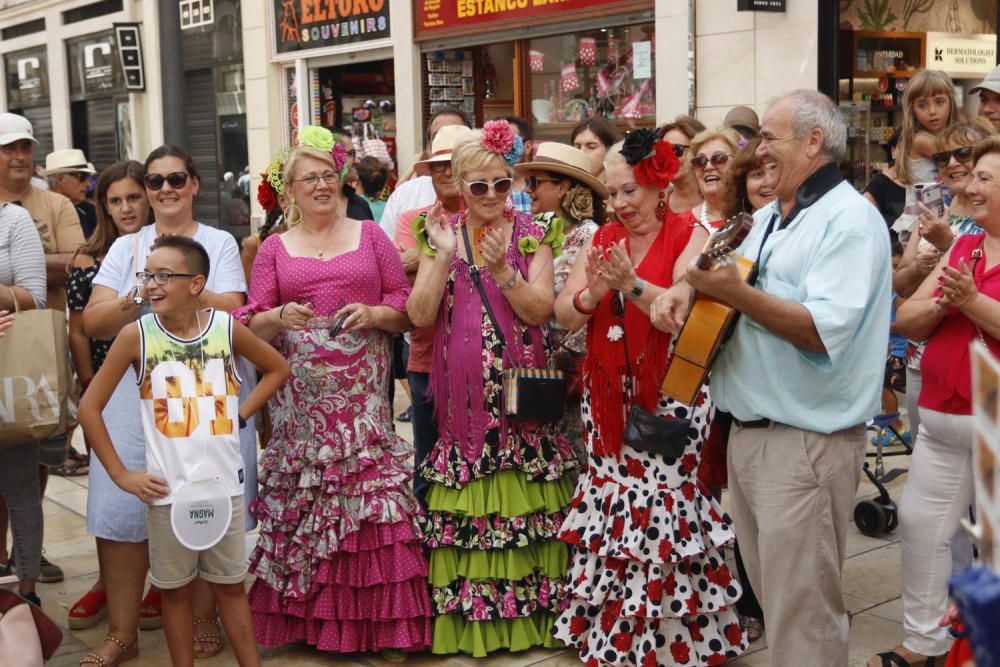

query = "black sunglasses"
[
  {"left": 931, "top": 145, "right": 974, "bottom": 168},
  {"left": 673, "top": 144, "right": 689, "bottom": 158},
  {"left": 524, "top": 175, "right": 562, "bottom": 193},
  {"left": 463, "top": 177, "right": 514, "bottom": 197},
  {"left": 144, "top": 171, "right": 190, "bottom": 191},
  {"left": 691, "top": 152, "right": 732, "bottom": 169}
]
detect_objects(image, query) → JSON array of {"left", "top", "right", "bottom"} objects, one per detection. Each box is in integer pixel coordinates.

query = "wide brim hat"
[
  {"left": 0, "top": 112, "right": 37, "bottom": 146},
  {"left": 44, "top": 149, "right": 97, "bottom": 176},
  {"left": 413, "top": 125, "right": 473, "bottom": 176},
  {"left": 514, "top": 142, "right": 608, "bottom": 199},
  {"left": 970, "top": 64, "right": 1000, "bottom": 95}
]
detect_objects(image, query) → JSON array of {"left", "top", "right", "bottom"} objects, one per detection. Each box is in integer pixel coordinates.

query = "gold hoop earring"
[{"left": 284, "top": 197, "right": 302, "bottom": 227}]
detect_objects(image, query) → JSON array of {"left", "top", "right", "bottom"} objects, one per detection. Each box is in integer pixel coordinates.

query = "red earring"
[{"left": 655, "top": 191, "right": 668, "bottom": 221}]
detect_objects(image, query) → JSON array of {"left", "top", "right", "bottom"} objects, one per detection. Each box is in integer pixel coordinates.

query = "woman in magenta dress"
[{"left": 235, "top": 129, "right": 430, "bottom": 660}]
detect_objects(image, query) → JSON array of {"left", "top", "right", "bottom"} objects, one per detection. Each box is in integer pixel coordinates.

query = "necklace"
[
  {"left": 301, "top": 223, "right": 336, "bottom": 258},
  {"left": 699, "top": 201, "right": 715, "bottom": 230}
]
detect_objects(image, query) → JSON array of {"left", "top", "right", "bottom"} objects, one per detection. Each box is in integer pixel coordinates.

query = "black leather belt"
[{"left": 733, "top": 418, "right": 774, "bottom": 429}]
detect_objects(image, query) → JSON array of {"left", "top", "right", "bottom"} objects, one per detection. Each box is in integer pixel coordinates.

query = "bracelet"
[
  {"left": 278, "top": 303, "right": 289, "bottom": 320},
  {"left": 497, "top": 272, "right": 517, "bottom": 291},
  {"left": 573, "top": 288, "right": 598, "bottom": 315},
  {"left": 238, "top": 414, "right": 247, "bottom": 429}
]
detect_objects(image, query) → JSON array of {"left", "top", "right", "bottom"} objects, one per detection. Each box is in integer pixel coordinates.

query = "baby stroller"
[{"left": 855, "top": 411, "right": 914, "bottom": 537}]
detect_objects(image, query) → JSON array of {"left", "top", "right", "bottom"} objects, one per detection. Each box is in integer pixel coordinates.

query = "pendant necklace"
[{"left": 304, "top": 223, "right": 336, "bottom": 258}]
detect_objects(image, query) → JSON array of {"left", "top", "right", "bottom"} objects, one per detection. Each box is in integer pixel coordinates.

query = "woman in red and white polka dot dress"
[{"left": 552, "top": 130, "right": 748, "bottom": 666}]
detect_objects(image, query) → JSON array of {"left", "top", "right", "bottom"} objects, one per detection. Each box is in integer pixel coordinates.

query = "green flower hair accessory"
[{"left": 299, "top": 125, "right": 335, "bottom": 152}]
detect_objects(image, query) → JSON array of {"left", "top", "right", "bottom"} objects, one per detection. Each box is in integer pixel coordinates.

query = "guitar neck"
[{"left": 694, "top": 253, "right": 712, "bottom": 270}]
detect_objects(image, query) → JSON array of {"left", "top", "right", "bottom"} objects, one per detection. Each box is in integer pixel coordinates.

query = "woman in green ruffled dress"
[{"left": 405, "top": 120, "right": 577, "bottom": 656}]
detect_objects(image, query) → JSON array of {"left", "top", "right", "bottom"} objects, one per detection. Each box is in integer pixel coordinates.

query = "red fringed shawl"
[{"left": 584, "top": 216, "right": 694, "bottom": 457}]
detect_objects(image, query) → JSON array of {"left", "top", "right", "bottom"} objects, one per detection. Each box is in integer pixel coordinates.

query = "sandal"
[
  {"left": 138, "top": 589, "right": 162, "bottom": 630},
  {"left": 380, "top": 648, "right": 408, "bottom": 663},
  {"left": 51, "top": 458, "right": 89, "bottom": 477},
  {"left": 738, "top": 614, "right": 763, "bottom": 642},
  {"left": 79, "top": 634, "right": 137, "bottom": 666},
  {"left": 193, "top": 618, "right": 224, "bottom": 659},
  {"left": 871, "top": 650, "right": 947, "bottom": 666},
  {"left": 68, "top": 589, "right": 108, "bottom": 630}
]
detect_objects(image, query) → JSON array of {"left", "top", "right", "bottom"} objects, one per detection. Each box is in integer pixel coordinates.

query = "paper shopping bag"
[{"left": 0, "top": 308, "right": 70, "bottom": 448}]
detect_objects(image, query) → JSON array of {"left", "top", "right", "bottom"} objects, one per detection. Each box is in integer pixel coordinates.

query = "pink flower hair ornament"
[{"left": 480, "top": 119, "right": 524, "bottom": 167}]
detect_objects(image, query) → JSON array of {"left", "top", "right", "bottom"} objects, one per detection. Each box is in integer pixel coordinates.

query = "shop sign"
[
  {"left": 737, "top": 0, "right": 785, "bottom": 11},
  {"left": 926, "top": 33, "right": 996, "bottom": 76},
  {"left": 414, "top": 0, "right": 645, "bottom": 40},
  {"left": 273, "top": 0, "right": 390, "bottom": 55},
  {"left": 67, "top": 32, "right": 123, "bottom": 97},
  {"left": 114, "top": 23, "right": 146, "bottom": 91},
  {"left": 4, "top": 47, "right": 48, "bottom": 107}
]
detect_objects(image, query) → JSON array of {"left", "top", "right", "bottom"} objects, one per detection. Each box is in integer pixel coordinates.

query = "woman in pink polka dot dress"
[{"left": 235, "top": 141, "right": 431, "bottom": 659}]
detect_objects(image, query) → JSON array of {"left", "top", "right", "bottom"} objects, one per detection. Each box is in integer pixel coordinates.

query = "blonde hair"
[
  {"left": 972, "top": 136, "right": 1000, "bottom": 166},
  {"left": 604, "top": 140, "right": 628, "bottom": 170},
  {"left": 281, "top": 146, "right": 341, "bottom": 190},
  {"left": 450, "top": 131, "right": 511, "bottom": 182},
  {"left": 688, "top": 127, "right": 742, "bottom": 159},
  {"left": 897, "top": 69, "right": 960, "bottom": 184},
  {"left": 937, "top": 118, "right": 993, "bottom": 150}
]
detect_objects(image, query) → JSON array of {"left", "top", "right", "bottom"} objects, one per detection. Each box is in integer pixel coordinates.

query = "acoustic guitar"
[{"left": 660, "top": 212, "right": 755, "bottom": 405}]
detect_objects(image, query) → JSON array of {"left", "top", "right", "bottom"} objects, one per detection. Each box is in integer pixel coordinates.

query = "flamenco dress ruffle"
[
  {"left": 248, "top": 327, "right": 431, "bottom": 653},
  {"left": 553, "top": 391, "right": 748, "bottom": 666},
  {"left": 422, "top": 418, "right": 577, "bottom": 657}
]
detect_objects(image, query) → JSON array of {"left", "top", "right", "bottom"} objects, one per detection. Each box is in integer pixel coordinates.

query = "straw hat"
[
  {"left": 413, "top": 125, "right": 473, "bottom": 176},
  {"left": 44, "top": 149, "right": 97, "bottom": 176},
  {"left": 514, "top": 142, "right": 608, "bottom": 199}
]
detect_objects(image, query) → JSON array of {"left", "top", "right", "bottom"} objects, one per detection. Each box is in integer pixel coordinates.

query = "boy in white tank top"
[{"left": 79, "top": 236, "right": 289, "bottom": 666}]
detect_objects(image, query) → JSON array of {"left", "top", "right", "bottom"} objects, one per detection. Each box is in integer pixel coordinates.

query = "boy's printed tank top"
[{"left": 136, "top": 309, "right": 243, "bottom": 505}]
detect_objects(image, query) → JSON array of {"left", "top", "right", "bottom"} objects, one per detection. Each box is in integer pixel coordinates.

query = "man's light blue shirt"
[{"left": 712, "top": 169, "right": 892, "bottom": 434}]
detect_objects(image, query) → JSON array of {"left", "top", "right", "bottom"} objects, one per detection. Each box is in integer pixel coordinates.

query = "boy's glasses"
[
  {"left": 691, "top": 152, "right": 732, "bottom": 169},
  {"left": 931, "top": 145, "right": 974, "bottom": 168},
  {"left": 463, "top": 178, "right": 514, "bottom": 197},
  {"left": 136, "top": 271, "right": 196, "bottom": 285},
  {"left": 144, "top": 172, "right": 190, "bottom": 190}
]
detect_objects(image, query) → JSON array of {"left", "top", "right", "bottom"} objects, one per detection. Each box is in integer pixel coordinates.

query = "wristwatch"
[
  {"left": 627, "top": 277, "right": 646, "bottom": 300},
  {"left": 498, "top": 272, "right": 517, "bottom": 290}
]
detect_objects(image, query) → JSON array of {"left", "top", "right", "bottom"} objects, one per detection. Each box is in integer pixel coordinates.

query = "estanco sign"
[
  {"left": 273, "top": 0, "right": 390, "bottom": 55},
  {"left": 414, "top": 0, "right": 648, "bottom": 40}
]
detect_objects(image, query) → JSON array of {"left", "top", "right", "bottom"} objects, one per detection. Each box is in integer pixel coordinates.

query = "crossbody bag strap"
[
  {"left": 460, "top": 223, "right": 508, "bottom": 350},
  {"left": 746, "top": 211, "right": 779, "bottom": 288}
]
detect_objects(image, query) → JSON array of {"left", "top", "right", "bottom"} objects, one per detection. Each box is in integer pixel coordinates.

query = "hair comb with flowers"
[
  {"left": 619, "top": 128, "right": 680, "bottom": 190},
  {"left": 480, "top": 119, "right": 524, "bottom": 167},
  {"left": 256, "top": 125, "right": 350, "bottom": 212}
]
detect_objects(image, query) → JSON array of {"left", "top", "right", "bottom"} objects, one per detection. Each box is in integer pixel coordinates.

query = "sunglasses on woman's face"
[
  {"left": 463, "top": 177, "right": 514, "bottom": 197},
  {"left": 672, "top": 144, "right": 689, "bottom": 158},
  {"left": 144, "top": 171, "right": 190, "bottom": 191},
  {"left": 524, "top": 175, "right": 562, "bottom": 193},
  {"left": 691, "top": 152, "right": 732, "bottom": 170},
  {"left": 931, "top": 145, "right": 974, "bottom": 168}
]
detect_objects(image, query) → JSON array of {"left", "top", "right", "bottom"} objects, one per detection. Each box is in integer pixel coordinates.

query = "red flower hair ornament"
[{"left": 619, "top": 128, "right": 680, "bottom": 189}]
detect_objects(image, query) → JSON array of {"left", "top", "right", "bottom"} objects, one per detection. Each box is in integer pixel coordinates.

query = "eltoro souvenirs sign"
[
  {"left": 415, "top": 0, "right": 648, "bottom": 41},
  {"left": 273, "top": 0, "right": 390, "bottom": 55}
]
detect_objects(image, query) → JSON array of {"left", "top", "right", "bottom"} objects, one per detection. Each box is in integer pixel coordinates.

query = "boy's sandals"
[
  {"left": 68, "top": 590, "right": 108, "bottom": 630},
  {"left": 138, "top": 589, "right": 162, "bottom": 630},
  {"left": 79, "top": 634, "right": 137, "bottom": 666},
  {"left": 194, "top": 618, "right": 224, "bottom": 659}
]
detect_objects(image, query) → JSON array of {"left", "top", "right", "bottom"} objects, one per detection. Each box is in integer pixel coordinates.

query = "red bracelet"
[{"left": 573, "top": 288, "right": 598, "bottom": 315}]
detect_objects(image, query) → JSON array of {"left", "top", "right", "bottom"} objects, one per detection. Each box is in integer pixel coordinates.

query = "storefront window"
[
  {"left": 527, "top": 23, "right": 655, "bottom": 141},
  {"left": 5, "top": 46, "right": 53, "bottom": 156}
]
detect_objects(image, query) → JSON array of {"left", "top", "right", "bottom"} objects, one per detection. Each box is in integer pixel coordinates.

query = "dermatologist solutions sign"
[{"left": 926, "top": 33, "right": 997, "bottom": 76}]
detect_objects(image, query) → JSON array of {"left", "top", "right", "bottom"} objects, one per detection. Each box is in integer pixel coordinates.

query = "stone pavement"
[{"left": 37, "top": 389, "right": 915, "bottom": 666}]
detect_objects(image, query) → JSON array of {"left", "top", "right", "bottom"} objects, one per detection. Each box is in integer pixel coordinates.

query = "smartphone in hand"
[{"left": 915, "top": 182, "right": 945, "bottom": 218}]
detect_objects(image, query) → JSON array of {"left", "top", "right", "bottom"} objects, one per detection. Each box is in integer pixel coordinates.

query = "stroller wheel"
[
  {"left": 854, "top": 499, "right": 888, "bottom": 537},
  {"left": 883, "top": 502, "right": 899, "bottom": 533}
]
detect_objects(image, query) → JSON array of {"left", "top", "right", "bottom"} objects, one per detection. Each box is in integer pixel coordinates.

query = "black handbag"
[
  {"left": 617, "top": 292, "right": 690, "bottom": 459},
  {"left": 460, "top": 224, "right": 565, "bottom": 423}
]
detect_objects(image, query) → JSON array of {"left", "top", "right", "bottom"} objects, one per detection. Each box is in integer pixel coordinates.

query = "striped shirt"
[{"left": 0, "top": 203, "right": 46, "bottom": 309}]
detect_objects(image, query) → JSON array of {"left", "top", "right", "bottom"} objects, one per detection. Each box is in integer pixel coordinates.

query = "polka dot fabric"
[
  {"left": 553, "top": 390, "right": 748, "bottom": 665},
  {"left": 237, "top": 221, "right": 431, "bottom": 654}
]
